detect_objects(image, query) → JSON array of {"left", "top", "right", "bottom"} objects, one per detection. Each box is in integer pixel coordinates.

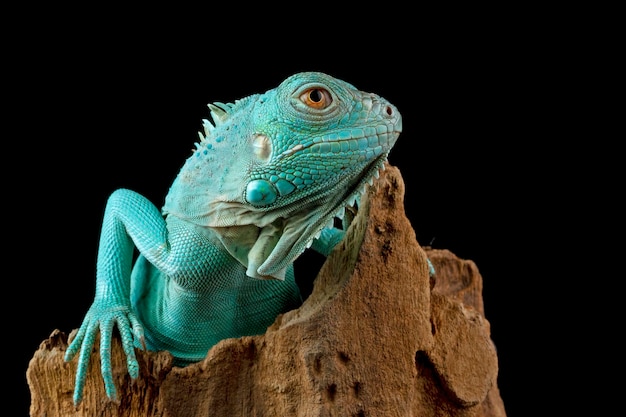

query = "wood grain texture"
[{"left": 27, "top": 165, "right": 506, "bottom": 417}]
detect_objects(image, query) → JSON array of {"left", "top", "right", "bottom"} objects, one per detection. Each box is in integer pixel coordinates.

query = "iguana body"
[{"left": 65, "top": 72, "right": 403, "bottom": 404}]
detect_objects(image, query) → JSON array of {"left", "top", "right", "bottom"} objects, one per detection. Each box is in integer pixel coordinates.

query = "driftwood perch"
[{"left": 27, "top": 165, "right": 507, "bottom": 416}]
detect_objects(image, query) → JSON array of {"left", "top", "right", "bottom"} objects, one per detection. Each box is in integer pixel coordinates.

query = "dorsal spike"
[
  {"left": 213, "top": 102, "right": 234, "bottom": 112},
  {"left": 202, "top": 118, "right": 215, "bottom": 136},
  {"left": 208, "top": 103, "right": 229, "bottom": 125}
]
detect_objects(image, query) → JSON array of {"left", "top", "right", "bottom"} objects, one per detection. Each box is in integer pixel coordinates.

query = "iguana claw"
[{"left": 65, "top": 304, "right": 143, "bottom": 405}]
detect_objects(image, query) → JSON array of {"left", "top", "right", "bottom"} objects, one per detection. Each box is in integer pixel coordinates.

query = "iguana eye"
[{"left": 299, "top": 87, "right": 333, "bottom": 109}]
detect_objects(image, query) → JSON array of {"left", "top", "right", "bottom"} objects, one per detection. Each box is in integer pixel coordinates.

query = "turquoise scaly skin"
[{"left": 64, "top": 72, "right": 403, "bottom": 404}]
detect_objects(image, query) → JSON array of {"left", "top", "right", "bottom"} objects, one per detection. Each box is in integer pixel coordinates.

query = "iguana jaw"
[
  {"left": 244, "top": 153, "right": 390, "bottom": 280},
  {"left": 204, "top": 153, "right": 389, "bottom": 281}
]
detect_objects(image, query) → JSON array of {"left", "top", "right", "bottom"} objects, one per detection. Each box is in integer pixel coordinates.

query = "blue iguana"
[{"left": 64, "top": 71, "right": 404, "bottom": 405}]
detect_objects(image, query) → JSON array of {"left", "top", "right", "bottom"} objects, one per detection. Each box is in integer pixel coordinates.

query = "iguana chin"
[{"left": 64, "top": 71, "right": 403, "bottom": 404}]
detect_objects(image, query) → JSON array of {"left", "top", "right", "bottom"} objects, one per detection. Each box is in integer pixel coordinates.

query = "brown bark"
[{"left": 27, "top": 165, "right": 506, "bottom": 416}]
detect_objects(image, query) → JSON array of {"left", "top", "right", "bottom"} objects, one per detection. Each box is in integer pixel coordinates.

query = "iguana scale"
[{"left": 64, "top": 71, "right": 404, "bottom": 404}]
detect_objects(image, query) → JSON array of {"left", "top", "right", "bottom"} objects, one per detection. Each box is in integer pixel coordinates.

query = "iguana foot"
[{"left": 64, "top": 304, "right": 144, "bottom": 405}]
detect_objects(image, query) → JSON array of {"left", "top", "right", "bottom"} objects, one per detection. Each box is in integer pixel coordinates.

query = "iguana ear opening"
[{"left": 252, "top": 134, "right": 272, "bottom": 162}]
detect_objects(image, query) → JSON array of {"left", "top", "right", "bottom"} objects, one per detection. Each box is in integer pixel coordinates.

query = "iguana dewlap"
[{"left": 64, "top": 72, "right": 403, "bottom": 404}]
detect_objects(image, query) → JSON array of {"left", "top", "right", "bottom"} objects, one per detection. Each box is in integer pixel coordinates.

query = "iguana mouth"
[
  {"left": 251, "top": 153, "right": 390, "bottom": 279},
  {"left": 275, "top": 125, "right": 400, "bottom": 160}
]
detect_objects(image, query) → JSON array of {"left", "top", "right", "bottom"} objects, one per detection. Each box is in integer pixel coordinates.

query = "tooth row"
[
  {"left": 304, "top": 161, "right": 386, "bottom": 251},
  {"left": 194, "top": 101, "right": 237, "bottom": 151}
]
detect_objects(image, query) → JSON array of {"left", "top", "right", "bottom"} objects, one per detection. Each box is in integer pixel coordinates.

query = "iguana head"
[{"left": 163, "top": 72, "right": 402, "bottom": 279}]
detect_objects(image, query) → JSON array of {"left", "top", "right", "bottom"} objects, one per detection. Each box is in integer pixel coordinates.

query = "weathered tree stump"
[{"left": 27, "top": 165, "right": 506, "bottom": 416}]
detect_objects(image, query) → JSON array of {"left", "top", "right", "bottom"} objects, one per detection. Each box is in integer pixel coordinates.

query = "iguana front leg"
[
  {"left": 64, "top": 188, "right": 170, "bottom": 404},
  {"left": 310, "top": 227, "right": 346, "bottom": 256}
]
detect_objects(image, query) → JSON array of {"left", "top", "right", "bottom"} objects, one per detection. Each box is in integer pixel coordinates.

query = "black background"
[{"left": 9, "top": 9, "right": 566, "bottom": 417}]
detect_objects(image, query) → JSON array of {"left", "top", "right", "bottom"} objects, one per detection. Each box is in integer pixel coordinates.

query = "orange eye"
[{"left": 299, "top": 87, "right": 332, "bottom": 109}]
